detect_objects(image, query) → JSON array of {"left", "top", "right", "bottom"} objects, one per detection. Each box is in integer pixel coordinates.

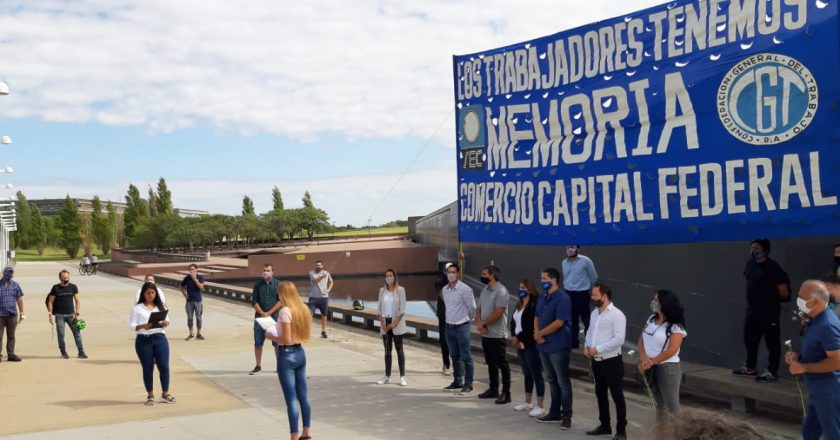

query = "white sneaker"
[
  {"left": 399, "top": 377, "right": 408, "bottom": 386},
  {"left": 377, "top": 376, "right": 391, "bottom": 385},
  {"left": 441, "top": 366, "right": 450, "bottom": 375},
  {"left": 529, "top": 407, "right": 546, "bottom": 417},
  {"left": 513, "top": 402, "right": 532, "bottom": 412}
]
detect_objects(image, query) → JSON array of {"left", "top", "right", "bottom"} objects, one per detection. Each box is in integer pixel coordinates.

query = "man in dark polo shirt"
[
  {"left": 180, "top": 264, "right": 206, "bottom": 341},
  {"left": 733, "top": 238, "right": 790, "bottom": 383},
  {"left": 535, "top": 267, "right": 573, "bottom": 429},
  {"left": 250, "top": 263, "right": 281, "bottom": 375},
  {"left": 47, "top": 270, "right": 87, "bottom": 359}
]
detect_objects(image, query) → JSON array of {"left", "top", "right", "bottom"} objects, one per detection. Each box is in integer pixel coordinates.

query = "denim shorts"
[{"left": 308, "top": 297, "right": 329, "bottom": 316}]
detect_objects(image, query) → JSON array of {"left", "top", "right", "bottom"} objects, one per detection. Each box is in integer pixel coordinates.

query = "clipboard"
[{"left": 148, "top": 310, "right": 169, "bottom": 328}]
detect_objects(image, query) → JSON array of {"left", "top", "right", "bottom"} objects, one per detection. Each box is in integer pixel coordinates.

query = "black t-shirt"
[
  {"left": 50, "top": 283, "right": 79, "bottom": 315},
  {"left": 744, "top": 258, "right": 789, "bottom": 313}
]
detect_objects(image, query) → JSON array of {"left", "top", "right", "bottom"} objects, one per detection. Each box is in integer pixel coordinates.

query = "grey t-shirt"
[
  {"left": 309, "top": 270, "right": 332, "bottom": 298},
  {"left": 479, "top": 283, "right": 510, "bottom": 339}
]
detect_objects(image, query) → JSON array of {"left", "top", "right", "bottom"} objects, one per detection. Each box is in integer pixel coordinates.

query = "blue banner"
[{"left": 454, "top": 0, "right": 839, "bottom": 246}]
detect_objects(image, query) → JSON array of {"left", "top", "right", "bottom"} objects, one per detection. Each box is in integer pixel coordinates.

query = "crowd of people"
[{"left": 0, "top": 240, "right": 839, "bottom": 440}]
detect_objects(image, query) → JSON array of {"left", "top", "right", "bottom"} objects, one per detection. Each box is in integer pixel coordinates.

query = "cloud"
[
  {"left": 18, "top": 162, "right": 458, "bottom": 226},
  {"left": 0, "top": 0, "right": 663, "bottom": 144}
]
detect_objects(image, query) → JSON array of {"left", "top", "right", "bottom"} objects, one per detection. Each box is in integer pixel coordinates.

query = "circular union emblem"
[
  {"left": 717, "top": 53, "right": 817, "bottom": 145},
  {"left": 463, "top": 108, "right": 481, "bottom": 143}
]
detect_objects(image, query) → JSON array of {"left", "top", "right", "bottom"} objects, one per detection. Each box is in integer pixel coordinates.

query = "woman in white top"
[
  {"left": 637, "top": 289, "right": 687, "bottom": 415},
  {"left": 264, "top": 281, "right": 312, "bottom": 440},
  {"left": 129, "top": 282, "right": 173, "bottom": 406},
  {"left": 376, "top": 269, "right": 407, "bottom": 386}
]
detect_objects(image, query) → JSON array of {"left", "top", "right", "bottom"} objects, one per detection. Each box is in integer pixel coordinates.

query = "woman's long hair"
[
  {"left": 383, "top": 269, "right": 399, "bottom": 291},
  {"left": 516, "top": 279, "right": 539, "bottom": 311},
  {"left": 654, "top": 289, "right": 686, "bottom": 329},
  {"left": 277, "top": 281, "right": 311, "bottom": 343},
  {"left": 137, "top": 282, "right": 166, "bottom": 311}
]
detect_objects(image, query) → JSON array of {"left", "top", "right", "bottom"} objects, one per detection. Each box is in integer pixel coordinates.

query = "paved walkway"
[{"left": 1, "top": 262, "right": 800, "bottom": 439}]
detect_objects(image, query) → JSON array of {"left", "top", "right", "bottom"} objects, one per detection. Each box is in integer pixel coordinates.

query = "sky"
[{"left": 0, "top": 0, "right": 662, "bottom": 226}]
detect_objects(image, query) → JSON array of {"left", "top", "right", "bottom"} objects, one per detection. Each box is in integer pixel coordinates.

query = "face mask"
[
  {"left": 797, "top": 297, "right": 814, "bottom": 314},
  {"left": 315, "top": 267, "right": 323, "bottom": 272},
  {"left": 833, "top": 256, "right": 840, "bottom": 267},
  {"left": 517, "top": 289, "right": 528, "bottom": 299},
  {"left": 262, "top": 271, "right": 271, "bottom": 279},
  {"left": 447, "top": 273, "right": 458, "bottom": 283},
  {"left": 385, "top": 276, "right": 395, "bottom": 285},
  {"left": 61, "top": 279, "right": 69, "bottom": 285},
  {"left": 592, "top": 299, "right": 604, "bottom": 308},
  {"left": 2, "top": 274, "right": 11, "bottom": 281},
  {"left": 752, "top": 251, "right": 766, "bottom": 261},
  {"left": 566, "top": 248, "right": 577, "bottom": 257},
  {"left": 650, "top": 301, "right": 660, "bottom": 313},
  {"left": 480, "top": 276, "right": 491, "bottom": 285},
  {"left": 541, "top": 281, "right": 553, "bottom": 291}
]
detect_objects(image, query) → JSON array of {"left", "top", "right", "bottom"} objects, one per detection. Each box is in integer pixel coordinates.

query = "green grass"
[
  {"left": 316, "top": 226, "right": 407, "bottom": 238},
  {"left": 14, "top": 246, "right": 110, "bottom": 262}
]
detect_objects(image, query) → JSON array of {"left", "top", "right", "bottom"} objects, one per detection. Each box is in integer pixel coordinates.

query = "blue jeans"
[
  {"left": 134, "top": 334, "right": 170, "bottom": 392},
  {"left": 446, "top": 323, "right": 473, "bottom": 387},
  {"left": 55, "top": 313, "right": 84, "bottom": 354},
  {"left": 540, "top": 349, "right": 573, "bottom": 419},
  {"left": 276, "top": 345, "right": 311, "bottom": 434},
  {"left": 517, "top": 347, "right": 545, "bottom": 398},
  {"left": 803, "top": 382, "right": 840, "bottom": 440}
]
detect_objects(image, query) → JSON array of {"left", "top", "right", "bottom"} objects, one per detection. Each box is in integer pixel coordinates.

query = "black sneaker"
[
  {"left": 560, "top": 419, "right": 572, "bottom": 430},
  {"left": 613, "top": 433, "right": 627, "bottom": 440},
  {"left": 494, "top": 392, "right": 511, "bottom": 404},
  {"left": 6, "top": 354, "right": 21, "bottom": 362},
  {"left": 537, "top": 414, "right": 562, "bottom": 424},
  {"left": 732, "top": 366, "right": 757, "bottom": 377},
  {"left": 586, "top": 425, "right": 612, "bottom": 436},
  {"left": 477, "top": 389, "right": 499, "bottom": 399},
  {"left": 443, "top": 382, "right": 462, "bottom": 391},
  {"left": 755, "top": 371, "right": 778, "bottom": 383},
  {"left": 196, "top": 334, "right": 205, "bottom": 340},
  {"left": 321, "top": 331, "right": 328, "bottom": 339},
  {"left": 78, "top": 352, "right": 88, "bottom": 359},
  {"left": 459, "top": 385, "right": 473, "bottom": 394},
  {"left": 186, "top": 334, "right": 195, "bottom": 341},
  {"left": 249, "top": 365, "right": 262, "bottom": 375},
  {"left": 60, "top": 351, "right": 69, "bottom": 359}
]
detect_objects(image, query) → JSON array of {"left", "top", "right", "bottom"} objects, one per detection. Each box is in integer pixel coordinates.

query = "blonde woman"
[
  {"left": 377, "top": 269, "right": 408, "bottom": 386},
  {"left": 265, "top": 281, "right": 312, "bottom": 440}
]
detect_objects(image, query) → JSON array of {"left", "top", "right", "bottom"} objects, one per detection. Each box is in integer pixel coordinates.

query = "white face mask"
[
  {"left": 447, "top": 273, "right": 458, "bottom": 283},
  {"left": 385, "top": 276, "right": 395, "bottom": 285},
  {"left": 262, "top": 271, "right": 271, "bottom": 279},
  {"left": 797, "top": 297, "right": 814, "bottom": 314}
]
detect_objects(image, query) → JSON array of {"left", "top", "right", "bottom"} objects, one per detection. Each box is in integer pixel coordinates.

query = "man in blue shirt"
[
  {"left": 180, "top": 264, "right": 206, "bottom": 341},
  {"left": 535, "top": 267, "right": 573, "bottom": 429},
  {"left": 0, "top": 266, "right": 24, "bottom": 362},
  {"left": 562, "top": 245, "right": 598, "bottom": 349},
  {"left": 786, "top": 280, "right": 840, "bottom": 440}
]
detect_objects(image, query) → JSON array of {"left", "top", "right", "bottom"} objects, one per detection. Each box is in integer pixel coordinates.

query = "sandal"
[
  {"left": 145, "top": 396, "right": 155, "bottom": 406},
  {"left": 160, "top": 393, "right": 176, "bottom": 404}
]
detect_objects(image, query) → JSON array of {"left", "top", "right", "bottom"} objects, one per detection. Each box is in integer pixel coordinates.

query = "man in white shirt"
[
  {"left": 441, "top": 263, "right": 477, "bottom": 394},
  {"left": 584, "top": 283, "right": 627, "bottom": 440},
  {"left": 135, "top": 275, "right": 166, "bottom": 305}
]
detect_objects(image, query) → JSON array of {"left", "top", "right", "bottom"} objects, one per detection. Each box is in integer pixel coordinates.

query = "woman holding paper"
[
  {"left": 265, "top": 281, "right": 312, "bottom": 440},
  {"left": 129, "top": 282, "right": 173, "bottom": 406},
  {"left": 376, "top": 269, "right": 408, "bottom": 386}
]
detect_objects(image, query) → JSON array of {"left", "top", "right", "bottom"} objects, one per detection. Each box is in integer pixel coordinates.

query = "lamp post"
[{"left": 0, "top": 81, "right": 12, "bottom": 268}]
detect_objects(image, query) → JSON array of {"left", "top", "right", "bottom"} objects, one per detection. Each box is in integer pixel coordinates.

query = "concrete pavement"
[{"left": 0, "top": 262, "right": 800, "bottom": 439}]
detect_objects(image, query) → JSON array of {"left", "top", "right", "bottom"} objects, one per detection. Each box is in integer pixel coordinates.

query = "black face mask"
[
  {"left": 591, "top": 300, "right": 603, "bottom": 308},
  {"left": 480, "top": 276, "right": 491, "bottom": 285},
  {"left": 834, "top": 256, "right": 840, "bottom": 268}
]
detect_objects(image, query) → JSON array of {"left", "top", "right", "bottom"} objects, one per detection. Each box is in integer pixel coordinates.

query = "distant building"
[{"left": 29, "top": 198, "right": 208, "bottom": 218}]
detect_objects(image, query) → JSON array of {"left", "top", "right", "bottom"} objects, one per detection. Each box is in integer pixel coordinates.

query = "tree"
[
  {"left": 57, "top": 195, "right": 82, "bottom": 258},
  {"left": 92, "top": 196, "right": 114, "bottom": 255},
  {"left": 302, "top": 190, "right": 314, "bottom": 209},
  {"left": 30, "top": 204, "right": 48, "bottom": 256},
  {"left": 242, "top": 195, "right": 255, "bottom": 216},
  {"left": 105, "top": 202, "right": 117, "bottom": 254},
  {"left": 300, "top": 206, "right": 330, "bottom": 239},
  {"left": 147, "top": 186, "right": 159, "bottom": 217},
  {"left": 156, "top": 177, "right": 174, "bottom": 215},
  {"left": 80, "top": 213, "right": 94, "bottom": 256},
  {"left": 14, "top": 191, "right": 32, "bottom": 249},
  {"left": 124, "top": 184, "right": 149, "bottom": 244},
  {"left": 272, "top": 186, "right": 284, "bottom": 211}
]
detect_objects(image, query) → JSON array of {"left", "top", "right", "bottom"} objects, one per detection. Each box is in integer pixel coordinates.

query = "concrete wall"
[
  {"left": 417, "top": 201, "right": 840, "bottom": 371},
  {"left": 247, "top": 246, "right": 438, "bottom": 278}
]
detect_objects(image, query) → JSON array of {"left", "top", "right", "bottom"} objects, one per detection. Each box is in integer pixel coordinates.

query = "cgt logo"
[
  {"left": 458, "top": 105, "right": 486, "bottom": 171},
  {"left": 717, "top": 54, "right": 817, "bottom": 146}
]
